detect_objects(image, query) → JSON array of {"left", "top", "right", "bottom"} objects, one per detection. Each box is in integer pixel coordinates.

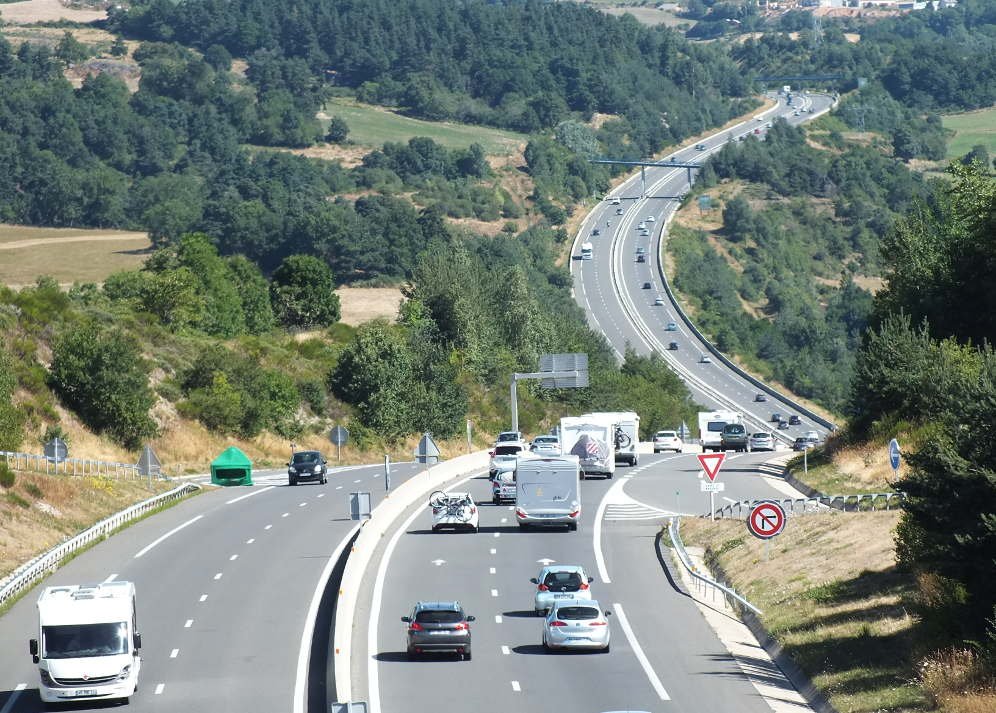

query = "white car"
[
  {"left": 492, "top": 471, "right": 516, "bottom": 504},
  {"left": 749, "top": 432, "right": 775, "bottom": 452},
  {"left": 531, "top": 565, "right": 593, "bottom": 615},
  {"left": 653, "top": 430, "right": 682, "bottom": 453},
  {"left": 637, "top": 222, "right": 646, "bottom": 230},
  {"left": 430, "top": 491, "right": 479, "bottom": 533},
  {"left": 529, "top": 435, "right": 560, "bottom": 456},
  {"left": 699, "top": 354, "right": 712, "bottom": 364},
  {"left": 542, "top": 599, "right": 611, "bottom": 653},
  {"left": 645, "top": 216, "right": 655, "bottom": 223},
  {"left": 495, "top": 431, "right": 523, "bottom": 444},
  {"left": 490, "top": 442, "right": 525, "bottom": 476}
]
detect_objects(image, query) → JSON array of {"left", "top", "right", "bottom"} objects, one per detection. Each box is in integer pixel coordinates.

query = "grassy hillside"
[{"left": 943, "top": 106, "right": 996, "bottom": 159}]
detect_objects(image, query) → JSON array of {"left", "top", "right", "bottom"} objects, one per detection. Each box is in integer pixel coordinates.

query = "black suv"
[
  {"left": 288, "top": 450, "right": 328, "bottom": 486},
  {"left": 720, "top": 423, "right": 749, "bottom": 452}
]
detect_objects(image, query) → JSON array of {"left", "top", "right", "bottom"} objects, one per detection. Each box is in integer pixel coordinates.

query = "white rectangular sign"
[{"left": 700, "top": 482, "right": 725, "bottom": 492}]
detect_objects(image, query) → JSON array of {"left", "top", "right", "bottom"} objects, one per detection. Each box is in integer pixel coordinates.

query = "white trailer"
[
  {"left": 30, "top": 581, "right": 142, "bottom": 705},
  {"left": 583, "top": 411, "right": 640, "bottom": 466},
  {"left": 515, "top": 454, "right": 581, "bottom": 531},
  {"left": 560, "top": 416, "right": 615, "bottom": 479},
  {"left": 698, "top": 410, "right": 743, "bottom": 453}
]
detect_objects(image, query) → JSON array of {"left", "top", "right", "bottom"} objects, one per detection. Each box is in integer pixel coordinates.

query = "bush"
[{"left": 0, "top": 462, "right": 15, "bottom": 488}]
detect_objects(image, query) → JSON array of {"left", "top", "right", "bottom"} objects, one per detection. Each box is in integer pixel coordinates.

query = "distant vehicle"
[
  {"left": 754, "top": 393, "right": 767, "bottom": 403},
  {"left": 515, "top": 454, "right": 582, "bottom": 529},
  {"left": 695, "top": 144, "right": 706, "bottom": 151},
  {"left": 580, "top": 242, "right": 593, "bottom": 260},
  {"left": 778, "top": 420, "right": 790, "bottom": 430},
  {"left": 642, "top": 282, "right": 652, "bottom": 289},
  {"left": 793, "top": 437, "right": 813, "bottom": 452},
  {"left": 720, "top": 423, "right": 749, "bottom": 452},
  {"left": 699, "top": 354, "right": 712, "bottom": 364},
  {"left": 402, "top": 601, "right": 475, "bottom": 660},
  {"left": 793, "top": 110, "right": 800, "bottom": 116},
  {"left": 788, "top": 415, "right": 802, "bottom": 425},
  {"left": 782, "top": 85, "right": 791, "bottom": 94},
  {"left": 288, "top": 450, "right": 328, "bottom": 486},
  {"left": 665, "top": 322, "right": 677, "bottom": 331},
  {"left": 496, "top": 431, "right": 523, "bottom": 444},
  {"left": 699, "top": 410, "right": 743, "bottom": 452},
  {"left": 640, "top": 229, "right": 650, "bottom": 237},
  {"left": 636, "top": 254, "right": 646, "bottom": 263},
  {"left": 653, "top": 430, "right": 682, "bottom": 453},
  {"left": 637, "top": 222, "right": 646, "bottom": 230},
  {"left": 592, "top": 228, "right": 600, "bottom": 236},
  {"left": 490, "top": 442, "right": 526, "bottom": 477},
  {"left": 560, "top": 417, "right": 614, "bottom": 480},
  {"left": 610, "top": 196, "right": 621, "bottom": 205},
  {"left": 771, "top": 412, "right": 783, "bottom": 423},
  {"left": 654, "top": 297, "right": 665, "bottom": 306},
  {"left": 542, "top": 599, "right": 611, "bottom": 653},
  {"left": 646, "top": 216, "right": 655, "bottom": 223},
  {"left": 32, "top": 582, "right": 142, "bottom": 706},
  {"left": 492, "top": 471, "right": 516, "bottom": 504},
  {"left": 754, "top": 128, "right": 761, "bottom": 134},
  {"left": 429, "top": 491, "right": 479, "bottom": 533},
  {"left": 530, "top": 435, "right": 560, "bottom": 456},
  {"left": 756, "top": 116, "right": 763, "bottom": 121},
  {"left": 636, "top": 246, "right": 646, "bottom": 254},
  {"left": 749, "top": 432, "right": 775, "bottom": 452},
  {"left": 583, "top": 410, "right": 639, "bottom": 466},
  {"left": 803, "top": 430, "right": 820, "bottom": 443},
  {"left": 615, "top": 207, "right": 624, "bottom": 215},
  {"left": 531, "top": 565, "right": 593, "bottom": 616},
  {"left": 667, "top": 341, "right": 679, "bottom": 350}
]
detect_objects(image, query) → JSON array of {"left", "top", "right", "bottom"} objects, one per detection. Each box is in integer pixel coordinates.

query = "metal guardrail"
[
  {"left": 2, "top": 450, "right": 142, "bottom": 478},
  {"left": 710, "top": 492, "right": 906, "bottom": 520},
  {"left": 668, "top": 516, "right": 761, "bottom": 615},
  {"left": 0, "top": 483, "right": 200, "bottom": 608}
]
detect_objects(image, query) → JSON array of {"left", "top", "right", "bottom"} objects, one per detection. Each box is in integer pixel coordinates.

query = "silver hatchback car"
[
  {"left": 542, "top": 599, "right": 611, "bottom": 652},
  {"left": 531, "top": 565, "right": 593, "bottom": 615}
]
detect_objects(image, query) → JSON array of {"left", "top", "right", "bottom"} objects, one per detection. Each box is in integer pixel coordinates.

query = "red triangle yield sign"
[{"left": 697, "top": 452, "right": 726, "bottom": 482}]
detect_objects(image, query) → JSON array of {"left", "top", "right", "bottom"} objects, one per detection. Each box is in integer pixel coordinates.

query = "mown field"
[
  {"left": 943, "top": 106, "right": 996, "bottom": 159},
  {"left": 322, "top": 96, "right": 527, "bottom": 154}
]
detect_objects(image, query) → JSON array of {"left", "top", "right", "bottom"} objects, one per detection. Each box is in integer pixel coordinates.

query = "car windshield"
[
  {"left": 544, "top": 572, "right": 582, "bottom": 590},
  {"left": 753, "top": 433, "right": 771, "bottom": 439},
  {"left": 494, "top": 445, "right": 522, "bottom": 456},
  {"left": 555, "top": 606, "right": 600, "bottom": 621},
  {"left": 415, "top": 609, "right": 464, "bottom": 624},
  {"left": 497, "top": 433, "right": 520, "bottom": 442},
  {"left": 292, "top": 452, "right": 320, "bottom": 464},
  {"left": 533, "top": 437, "right": 557, "bottom": 445},
  {"left": 724, "top": 425, "right": 745, "bottom": 435},
  {"left": 43, "top": 623, "right": 128, "bottom": 659},
  {"left": 657, "top": 432, "right": 676, "bottom": 438}
]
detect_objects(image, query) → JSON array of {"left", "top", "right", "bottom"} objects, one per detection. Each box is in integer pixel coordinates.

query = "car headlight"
[
  {"left": 40, "top": 669, "right": 55, "bottom": 686},
  {"left": 117, "top": 665, "right": 131, "bottom": 681},
  {"left": 289, "top": 467, "right": 297, "bottom": 473},
  {"left": 314, "top": 466, "right": 322, "bottom": 473}
]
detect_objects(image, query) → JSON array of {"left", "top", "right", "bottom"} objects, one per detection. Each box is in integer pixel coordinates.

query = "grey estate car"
[{"left": 402, "top": 601, "right": 476, "bottom": 660}]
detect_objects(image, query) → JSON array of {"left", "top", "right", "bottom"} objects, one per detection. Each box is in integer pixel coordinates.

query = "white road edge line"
[
  {"left": 368, "top": 473, "right": 478, "bottom": 713},
  {"left": 134, "top": 515, "right": 204, "bottom": 558},
  {"left": 226, "top": 485, "right": 275, "bottom": 505},
  {"left": 291, "top": 521, "right": 362, "bottom": 713},
  {"left": 0, "top": 683, "right": 27, "bottom": 713},
  {"left": 614, "top": 603, "right": 671, "bottom": 701},
  {"left": 594, "top": 478, "right": 627, "bottom": 583}
]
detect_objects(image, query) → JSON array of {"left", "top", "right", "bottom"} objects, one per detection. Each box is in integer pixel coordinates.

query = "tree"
[
  {"left": 227, "top": 255, "right": 275, "bottom": 334},
  {"left": 110, "top": 37, "right": 127, "bottom": 58},
  {"left": 55, "top": 32, "right": 88, "bottom": 67},
  {"left": 203, "top": 44, "right": 232, "bottom": 72},
  {"left": 326, "top": 115, "right": 349, "bottom": 143},
  {"left": 48, "top": 324, "right": 157, "bottom": 448},
  {"left": 270, "top": 255, "right": 341, "bottom": 328}
]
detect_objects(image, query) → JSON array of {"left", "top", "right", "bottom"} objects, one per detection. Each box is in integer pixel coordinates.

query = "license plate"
[
  {"left": 566, "top": 637, "right": 587, "bottom": 642},
  {"left": 74, "top": 689, "right": 98, "bottom": 697},
  {"left": 554, "top": 593, "right": 572, "bottom": 598},
  {"left": 429, "top": 630, "right": 450, "bottom": 635}
]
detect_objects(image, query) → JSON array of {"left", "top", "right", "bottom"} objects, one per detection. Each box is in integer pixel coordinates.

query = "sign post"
[
  {"left": 44, "top": 438, "right": 68, "bottom": 474},
  {"left": 697, "top": 452, "right": 726, "bottom": 520},
  {"left": 414, "top": 433, "right": 441, "bottom": 465},
  {"left": 329, "top": 425, "right": 349, "bottom": 462},
  {"left": 384, "top": 454, "right": 391, "bottom": 491},
  {"left": 888, "top": 438, "right": 901, "bottom": 478}
]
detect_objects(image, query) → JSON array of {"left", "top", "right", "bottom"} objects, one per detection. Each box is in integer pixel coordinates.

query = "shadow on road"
[{"left": 502, "top": 610, "right": 539, "bottom": 619}]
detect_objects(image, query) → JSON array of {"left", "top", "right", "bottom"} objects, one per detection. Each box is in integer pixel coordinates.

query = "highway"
[
  {"left": 572, "top": 92, "right": 838, "bottom": 442},
  {"left": 0, "top": 462, "right": 420, "bottom": 713}
]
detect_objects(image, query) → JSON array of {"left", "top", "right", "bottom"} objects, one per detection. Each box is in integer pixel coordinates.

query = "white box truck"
[
  {"left": 583, "top": 411, "right": 640, "bottom": 466},
  {"left": 560, "top": 416, "right": 615, "bottom": 479},
  {"left": 30, "top": 581, "right": 142, "bottom": 705},
  {"left": 698, "top": 410, "right": 743, "bottom": 452},
  {"left": 514, "top": 454, "right": 581, "bottom": 531}
]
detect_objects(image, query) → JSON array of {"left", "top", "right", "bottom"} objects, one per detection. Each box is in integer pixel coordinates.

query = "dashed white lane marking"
[
  {"left": 0, "top": 683, "right": 27, "bottom": 713},
  {"left": 103, "top": 573, "right": 118, "bottom": 583},
  {"left": 489, "top": 567, "right": 496, "bottom": 574},
  {"left": 501, "top": 645, "right": 510, "bottom": 655},
  {"left": 154, "top": 683, "right": 165, "bottom": 695},
  {"left": 170, "top": 649, "right": 179, "bottom": 658},
  {"left": 246, "top": 538, "right": 255, "bottom": 544},
  {"left": 491, "top": 589, "right": 499, "bottom": 597},
  {"left": 511, "top": 681, "right": 521, "bottom": 692},
  {"left": 495, "top": 615, "right": 503, "bottom": 624},
  {"left": 226, "top": 485, "right": 275, "bottom": 505},
  {"left": 336, "top": 486, "right": 343, "bottom": 490},
  {"left": 282, "top": 512, "right": 290, "bottom": 518},
  {"left": 184, "top": 620, "right": 193, "bottom": 628},
  {"left": 199, "top": 594, "right": 207, "bottom": 602},
  {"left": 354, "top": 479, "right": 362, "bottom": 483},
  {"left": 213, "top": 573, "right": 223, "bottom": 580},
  {"left": 614, "top": 603, "right": 670, "bottom": 700},
  {"left": 317, "top": 493, "right": 325, "bottom": 498},
  {"left": 134, "top": 515, "right": 204, "bottom": 558},
  {"left": 229, "top": 554, "right": 238, "bottom": 561},
  {"left": 265, "top": 524, "right": 273, "bottom": 530},
  {"left": 299, "top": 502, "right": 307, "bottom": 507},
  {"left": 490, "top": 548, "right": 497, "bottom": 554}
]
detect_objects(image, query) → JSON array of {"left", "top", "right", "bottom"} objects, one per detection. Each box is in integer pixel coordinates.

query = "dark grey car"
[
  {"left": 402, "top": 602, "right": 475, "bottom": 660},
  {"left": 288, "top": 450, "right": 327, "bottom": 485}
]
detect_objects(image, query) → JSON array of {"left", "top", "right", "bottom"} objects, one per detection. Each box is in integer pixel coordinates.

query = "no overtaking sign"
[{"left": 747, "top": 500, "right": 786, "bottom": 540}]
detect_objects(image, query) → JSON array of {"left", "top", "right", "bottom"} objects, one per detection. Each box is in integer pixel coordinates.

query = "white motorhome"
[
  {"left": 583, "top": 411, "right": 640, "bottom": 466},
  {"left": 580, "top": 242, "right": 593, "bottom": 260},
  {"left": 559, "top": 416, "right": 615, "bottom": 479},
  {"left": 30, "top": 581, "right": 142, "bottom": 705},
  {"left": 515, "top": 454, "right": 581, "bottom": 531},
  {"left": 698, "top": 410, "right": 743, "bottom": 452}
]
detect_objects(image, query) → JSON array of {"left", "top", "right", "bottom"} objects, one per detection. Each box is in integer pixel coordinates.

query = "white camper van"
[
  {"left": 583, "top": 411, "right": 640, "bottom": 466},
  {"left": 559, "top": 416, "right": 615, "bottom": 479},
  {"left": 30, "top": 581, "right": 142, "bottom": 705},
  {"left": 515, "top": 454, "right": 581, "bottom": 531},
  {"left": 698, "top": 410, "right": 743, "bottom": 452}
]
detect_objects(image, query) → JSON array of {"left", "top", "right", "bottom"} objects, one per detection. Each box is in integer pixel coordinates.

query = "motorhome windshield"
[
  {"left": 707, "top": 421, "right": 728, "bottom": 432},
  {"left": 43, "top": 622, "right": 128, "bottom": 659}
]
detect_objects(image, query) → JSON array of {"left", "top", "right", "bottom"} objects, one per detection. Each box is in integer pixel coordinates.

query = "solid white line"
[
  {"left": 594, "top": 478, "right": 626, "bottom": 583},
  {"left": 225, "top": 485, "right": 274, "bottom": 505},
  {"left": 501, "top": 645, "right": 510, "bottom": 654},
  {"left": 134, "top": 515, "right": 204, "bottom": 558},
  {"left": 246, "top": 538, "right": 255, "bottom": 544},
  {"left": 213, "top": 573, "right": 223, "bottom": 580},
  {"left": 491, "top": 589, "right": 499, "bottom": 597},
  {"left": 511, "top": 681, "right": 521, "bottom": 692},
  {"left": 495, "top": 615, "right": 503, "bottom": 624},
  {"left": 291, "top": 521, "right": 362, "bottom": 713},
  {"left": 229, "top": 554, "right": 238, "bottom": 561},
  {"left": 103, "top": 573, "right": 117, "bottom": 583},
  {"left": 199, "top": 594, "right": 207, "bottom": 602},
  {"left": 154, "top": 683, "right": 165, "bottom": 695},
  {"left": 170, "top": 649, "right": 179, "bottom": 658},
  {"left": 184, "top": 619, "right": 193, "bottom": 628},
  {"left": 0, "top": 683, "right": 27, "bottom": 713},
  {"left": 614, "top": 603, "right": 670, "bottom": 700}
]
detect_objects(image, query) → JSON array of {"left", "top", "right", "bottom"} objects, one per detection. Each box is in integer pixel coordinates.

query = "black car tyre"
[
  {"left": 569, "top": 521, "right": 579, "bottom": 532},
  {"left": 601, "top": 643, "right": 611, "bottom": 654},
  {"left": 289, "top": 477, "right": 297, "bottom": 486},
  {"left": 464, "top": 650, "right": 472, "bottom": 661}
]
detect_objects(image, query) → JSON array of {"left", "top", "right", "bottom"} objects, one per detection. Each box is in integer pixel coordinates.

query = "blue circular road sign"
[{"left": 888, "top": 438, "right": 901, "bottom": 471}]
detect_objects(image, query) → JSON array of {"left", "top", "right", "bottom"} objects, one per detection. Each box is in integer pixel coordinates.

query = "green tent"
[{"left": 210, "top": 446, "right": 253, "bottom": 486}]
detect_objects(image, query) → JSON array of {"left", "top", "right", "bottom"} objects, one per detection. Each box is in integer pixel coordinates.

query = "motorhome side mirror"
[
  {"left": 466, "top": 615, "right": 476, "bottom": 622},
  {"left": 529, "top": 578, "right": 538, "bottom": 584},
  {"left": 401, "top": 616, "right": 411, "bottom": 623},
  {"left": 29, "top": 638, "right": 38, "bottom": 656},
  {"left": 133, "top": 633, "right": 142, "bottom": 650}
]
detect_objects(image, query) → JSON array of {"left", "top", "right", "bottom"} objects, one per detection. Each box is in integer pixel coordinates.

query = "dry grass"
[
  {"left": 0, "top": 224, "right": 151, "bottom": 287},
  {"left": 0, "top": 0, "right": 106, "bottom": 25},
  {"left": 336, "top": 286, "right": 404, "bottom": 326},
  {"left": 793, "top": 436, "right": 901, "bottom": 494}
]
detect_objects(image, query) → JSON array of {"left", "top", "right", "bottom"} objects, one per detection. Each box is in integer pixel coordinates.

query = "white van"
[
  {"left": 515, "top": 455, "right": 581, "bottom": 531},
  {"left": 31, "top": 581, "right": 142, "bottom": 705}
]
